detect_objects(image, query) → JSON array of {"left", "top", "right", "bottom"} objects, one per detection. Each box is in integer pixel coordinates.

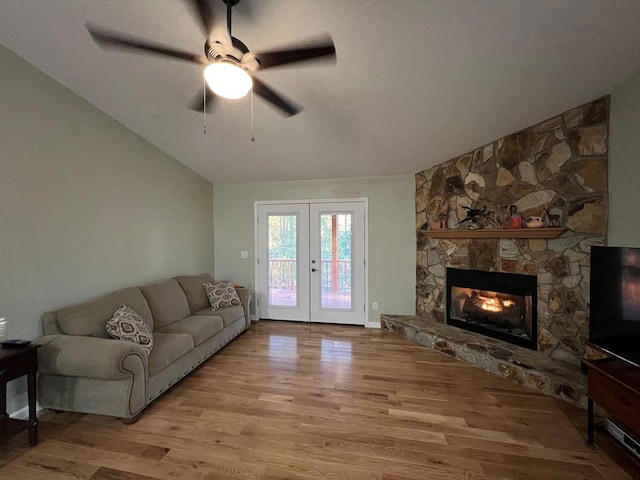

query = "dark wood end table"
[{"left": 0, "top": 344, "right": 39, "bottom": 446}]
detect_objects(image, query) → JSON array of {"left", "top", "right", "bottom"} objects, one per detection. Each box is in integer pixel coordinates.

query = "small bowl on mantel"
[{"left": 526, "top": 216, "right": 544, "bottom": 228}]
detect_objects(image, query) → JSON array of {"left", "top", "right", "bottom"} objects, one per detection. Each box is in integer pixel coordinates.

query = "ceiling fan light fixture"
[{"left": 204, "top": 62, "right": 252, "bottom": 100}]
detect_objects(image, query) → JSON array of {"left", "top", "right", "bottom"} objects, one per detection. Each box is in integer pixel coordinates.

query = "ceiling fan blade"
[
  {"left": 252, "top": 77, "right": 302, "bottom": 117},
  {"left": 87, "top": 24, "right": 208, "bottom": 64},
  {"left": 254, "top": 37, "right": 336, "bottom": 70},
  {"left": 188, "top": 86, "right": 217, "bottom": 113},
  {"left": 185, "top": 0, "right": 216, "bottom": 37}
]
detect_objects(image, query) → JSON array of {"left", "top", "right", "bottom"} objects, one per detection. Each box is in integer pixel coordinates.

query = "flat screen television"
[{"left": 590, "top": 246, "right": 640, "bottom": 367}]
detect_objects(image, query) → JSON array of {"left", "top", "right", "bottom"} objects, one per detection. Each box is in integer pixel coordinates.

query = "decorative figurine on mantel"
[
  {"left": 458, "top": 205, "right": 494, "bottom": 229},
  {"left": 504, "top": 204, "right": 522, "bottom": 229},
  {"left": 544, "top": 204, "right": 562, "bottom": 227},
  {"left": 430, "top": 204, "right": 449, "bottom": 230}
]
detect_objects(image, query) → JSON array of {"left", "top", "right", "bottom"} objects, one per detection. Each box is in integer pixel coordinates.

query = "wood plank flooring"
[{"left": 0, "top": 321, "right": 636, "bottom": 479}]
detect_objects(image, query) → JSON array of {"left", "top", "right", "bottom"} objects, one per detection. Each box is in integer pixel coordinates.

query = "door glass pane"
[
  {"left": 320, "top": 213, "right": 353, "bottom": 309},
  {"left": 268, "top": 214, "right": 298, "bottom": 307}
]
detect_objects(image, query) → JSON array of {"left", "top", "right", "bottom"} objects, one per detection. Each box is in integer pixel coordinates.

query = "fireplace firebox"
[{"left": 446, "top": 268, "right": 537, "bottom": 350}]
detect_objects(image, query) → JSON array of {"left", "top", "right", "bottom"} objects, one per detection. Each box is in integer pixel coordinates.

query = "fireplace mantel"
[{"left": 423, "top": 227, "right": 565, "bottom": 239}]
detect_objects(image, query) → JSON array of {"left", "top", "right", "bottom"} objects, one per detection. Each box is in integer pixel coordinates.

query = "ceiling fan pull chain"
[
  {"left": 250, "top": 88, "right": 255, "bottom": 142},
  {"left": 203, "top": 77, "right": 207, "bottom": 134}
]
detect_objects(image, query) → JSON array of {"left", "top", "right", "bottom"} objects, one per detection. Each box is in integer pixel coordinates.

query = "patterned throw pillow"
[
  {"left": 204, "top": 281, "right": 241, "bottom": 311},
  {"left": 106, "top": 304, "right": 153, "bottom": 355}
]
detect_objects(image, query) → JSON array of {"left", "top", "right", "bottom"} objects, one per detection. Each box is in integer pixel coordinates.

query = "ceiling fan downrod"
[{"left": 224, "top": 0, "right": 240, "bottom": 36}]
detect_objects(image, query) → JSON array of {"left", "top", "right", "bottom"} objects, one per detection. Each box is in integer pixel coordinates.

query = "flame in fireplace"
[
  {"left": 480, "top": 297, "right": 503, "bottom": 312},
  {"left": 478, "top": 296, "right": 516, "bottom": 312}
]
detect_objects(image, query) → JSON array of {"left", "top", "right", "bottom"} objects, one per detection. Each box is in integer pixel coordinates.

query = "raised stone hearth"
[{"left": 381, "top": 313, "right": 587, "bottom": 408}]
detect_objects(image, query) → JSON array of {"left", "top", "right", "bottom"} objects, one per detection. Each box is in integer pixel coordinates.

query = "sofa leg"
[{"left": 121, "top": 412, "right": 143, "bottom": 425}]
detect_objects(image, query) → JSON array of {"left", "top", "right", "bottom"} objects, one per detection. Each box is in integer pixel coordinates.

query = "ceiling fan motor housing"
[{"left": 204, "top": 37, "right": 258, "bottom": 70}]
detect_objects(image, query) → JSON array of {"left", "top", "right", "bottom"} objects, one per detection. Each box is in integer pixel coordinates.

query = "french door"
[{"left": 256, "top": 201, "right": 366, "bottom": 325}]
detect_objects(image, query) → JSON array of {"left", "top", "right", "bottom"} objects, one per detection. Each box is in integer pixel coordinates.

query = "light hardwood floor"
[{"left": 0, "top": 321, "right": 636, "bottom": 479}]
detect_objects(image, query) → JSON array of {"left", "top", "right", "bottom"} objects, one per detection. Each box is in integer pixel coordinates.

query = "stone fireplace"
[
  {"left": 387, "top": 96, "right": 610, "bottom": 407},
  {"left": 447, "top": 268, "right": 537, "bottom": 350}
]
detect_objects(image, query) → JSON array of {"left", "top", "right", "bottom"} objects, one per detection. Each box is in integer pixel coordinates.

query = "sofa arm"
[
  {"left": 34, "top": 334, "right": 148, "bottom": 380},
  {"left": 235, "top": 288, "right": 253, "bottom": 327}
]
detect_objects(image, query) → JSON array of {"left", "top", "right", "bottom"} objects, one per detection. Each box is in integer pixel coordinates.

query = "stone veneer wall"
[{"left": 415, "top": 97, "right": 609, "bottom": 370}]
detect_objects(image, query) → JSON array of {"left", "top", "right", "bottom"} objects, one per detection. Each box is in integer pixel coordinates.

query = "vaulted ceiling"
[{"left": 2, "top": 1, "right": 640, "bottom": 183}]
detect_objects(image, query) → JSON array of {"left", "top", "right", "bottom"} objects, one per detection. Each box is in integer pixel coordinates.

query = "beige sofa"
[{"left": 34, "top": 273, "right": 251, "bottom": 422}]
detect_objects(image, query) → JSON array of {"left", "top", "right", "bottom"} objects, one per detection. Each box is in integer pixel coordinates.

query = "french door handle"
[{"left": 311, "top": 268, "right": 317, "bottom": 272}]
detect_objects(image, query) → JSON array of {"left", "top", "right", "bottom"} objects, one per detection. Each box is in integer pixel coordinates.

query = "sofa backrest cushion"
[
  {"left": 140, "top": 279, "right": 191, "bottom": 329},
  {"left": 42, "top": 311, "right": 62, "bottom": 335},
  {"left": 56, "top": 287, "right": 153, "bottom": 338},
  {"left": 174, "top": 273, "right": 214, "bottom": 313}
]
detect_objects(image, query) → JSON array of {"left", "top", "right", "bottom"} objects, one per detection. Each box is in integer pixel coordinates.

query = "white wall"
[
  {"left": 213, "top": 175, "right": 416, "bottom": 324},
  {"left": 609, "top": 69, "right": 640, "bottom": 246},
  {"left": 0, "top": 45, "right": 214, "bottom": 410}
]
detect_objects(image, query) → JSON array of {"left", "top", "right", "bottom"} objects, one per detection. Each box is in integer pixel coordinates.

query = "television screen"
[
  {"left": 622, "top": 249, "right": 640, "bottom": 320},
  {"left": 590, "top": 246, "right": 640, "bottom": 367}
]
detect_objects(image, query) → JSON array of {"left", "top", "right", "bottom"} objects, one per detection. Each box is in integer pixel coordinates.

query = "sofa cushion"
[
  {"left": 140, "top": 279, "right": 191, "bottom": 329},
  {"left": 155, "top": 315, "right": 223, "bottom": 347},
  {"left": 148, "top": 333, "right": 194, "bottom": 376},
  {"left": 204, "top": 281, "right": 241, "bottom": 310},
  {"left": 57, "top": 287, "right": 153, "bottom": 338},
  {"left": 175, "top": 273, "right": 214, "bottom": 313},
  {"left": 106, "top": 305, "right": 154, "bottom": 355},
  {"left": 193, "top": 305, "right": 244, "bottom": 328}
]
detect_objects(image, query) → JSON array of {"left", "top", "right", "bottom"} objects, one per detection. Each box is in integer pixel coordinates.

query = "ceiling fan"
[{"left": 86, "top": 0, "right": 336, "bottom": 117}]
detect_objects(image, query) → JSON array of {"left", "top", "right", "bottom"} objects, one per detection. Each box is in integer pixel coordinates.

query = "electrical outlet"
[
  {"left": 372, "top": 302, "right": 378, "bottom": 311},
  {"left": 241, "top": 251, "right": 249, "bottom": 259}
]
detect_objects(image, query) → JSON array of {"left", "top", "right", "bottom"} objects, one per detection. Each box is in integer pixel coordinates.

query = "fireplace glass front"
[{"left": 446, "top": 268, "right": 537, "bottom": 350}]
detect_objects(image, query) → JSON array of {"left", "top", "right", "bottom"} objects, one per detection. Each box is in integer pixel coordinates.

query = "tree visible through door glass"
[
  {"left": 320, "top": 213, "right": 353, "bottom": 309},
  {"left": 268, "top": 215, "right": 298, "bottom": 307}
]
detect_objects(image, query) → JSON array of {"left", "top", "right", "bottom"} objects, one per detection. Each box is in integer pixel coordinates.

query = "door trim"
[{"left": 254, "top": 198, "right": 369, "bottom": 326}]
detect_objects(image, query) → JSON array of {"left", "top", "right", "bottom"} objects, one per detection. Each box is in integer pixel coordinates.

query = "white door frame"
[{"left": 254, "top": 198, "right": 369, "bottom": 326}]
